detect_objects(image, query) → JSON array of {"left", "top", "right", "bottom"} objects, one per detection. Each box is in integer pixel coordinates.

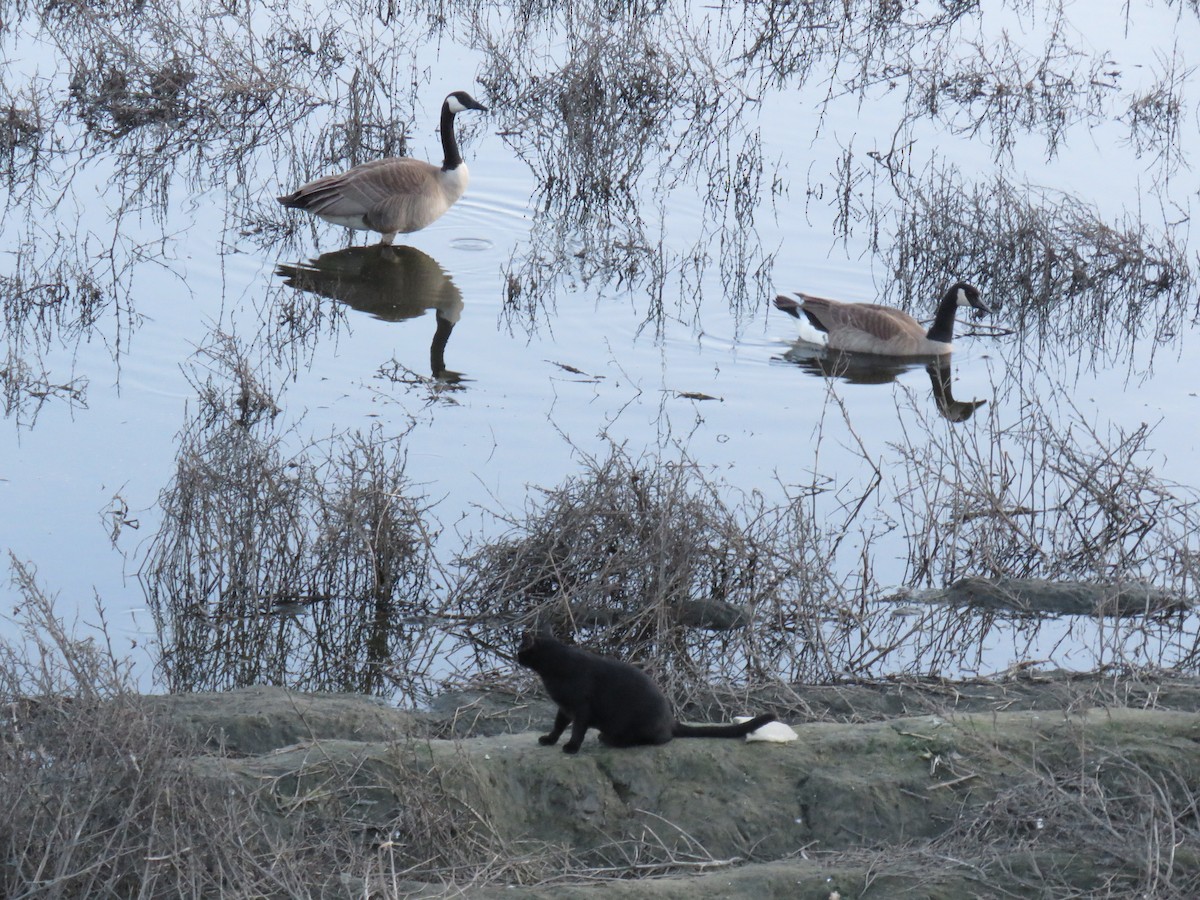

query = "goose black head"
[
  {"left": 948, "top": 282, "right": 989, "bottom": 314},
  {"left": 447, "top": 91, "right": 488, "bottom": 114}
]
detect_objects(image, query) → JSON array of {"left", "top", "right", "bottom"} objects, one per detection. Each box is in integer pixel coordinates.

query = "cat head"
[{"left": 516, "top": 623, "right": 559, "bottom": 667}]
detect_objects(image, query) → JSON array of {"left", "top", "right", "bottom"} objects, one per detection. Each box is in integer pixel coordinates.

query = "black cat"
[{"left": 517, "top": 630, "right": 777, "bottom": 753}]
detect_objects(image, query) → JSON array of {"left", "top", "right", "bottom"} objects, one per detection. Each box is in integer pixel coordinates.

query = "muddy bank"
[{"left": 143, "top": 674, "right": 1200, "bottom": 897}]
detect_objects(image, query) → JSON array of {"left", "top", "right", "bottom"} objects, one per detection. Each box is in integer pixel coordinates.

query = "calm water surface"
[{"left": 1, "top": 1, "right": 1197, "bottom": 687}]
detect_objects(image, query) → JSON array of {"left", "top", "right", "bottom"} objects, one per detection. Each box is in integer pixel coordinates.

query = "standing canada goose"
[
  {"left": 278, "top": 91, "right": 488, "bottom": 245},
  {"left": 774, "top": 282, "right": 989, "bottom": 356}
]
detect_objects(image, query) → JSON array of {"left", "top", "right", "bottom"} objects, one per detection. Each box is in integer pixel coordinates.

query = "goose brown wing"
[
  {"left": 278, "top": 158, "right": 439, "bottom": 222},
  {"left": 798, "top": 294, "right": 921, "bottom": 342},
  {"left": 855, "top": 304, "right": 921, "bottom": 341}
]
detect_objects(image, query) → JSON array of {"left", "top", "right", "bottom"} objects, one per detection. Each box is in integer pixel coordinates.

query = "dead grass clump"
[
  {"left": 940, "top": 749, "right": 1200, "bottom": 897},
  {"left": 0, "top": 233, "right": 120, "bottom": 425},
  {"left": 139, "top": 333, "right": 440, "bottom": 699},
  {"left": 450, "top": 443, "right": 849, "bottom": 697},
  {"left": 455, "top": 446, "right": 758, "bottom": 629},
  {"left": 890, "top": 395, "right": 1199, "bottom": 593},
  {"left": 740, "top": 0, "right": 973, "bottom": 91},
  {"left": 905, "top": 20, "right": 1118, "bottom": 161},
  {"left": 68, "top": 50, "right": 196, "bottom": 138},
  {"left": 0, "top": 558, "right": 320, "bottom": 897},
  {"left": 880, "top": 385, "right": 1200, "bottom": 672},
  {"left": 743, "top": 1, "right": 1172, "bottom": 169},
  {"left": 477, "top": 4, "right": 767, "bottom": 331},
  {"left": 0, "top": 346, "right": 88, "bottom": 426},
  {"left": 478, "top": 12, "right": 673, "bottom": 326},
  {"left": 878, "top": 162, "right": 1194, "bottom": 369},
  {"left": 1121, "top": 48, "right": 1189, "bottom": 176},
  {"left": 0, "top": 98, "right": 46, "bottom": 182},
  {"left": 0, "top": 695, "right": 263, "bottom": 897},
  {"left": 0, "top": 556, "right": 549, "bottom": 896},
  {"left": 15, "top": 0, "right": 419, "bottom": 254}
]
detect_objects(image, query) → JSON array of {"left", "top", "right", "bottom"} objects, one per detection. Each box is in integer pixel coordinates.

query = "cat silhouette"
[{"left": 517, "top": 630, "right": 776, "bottom": 753}]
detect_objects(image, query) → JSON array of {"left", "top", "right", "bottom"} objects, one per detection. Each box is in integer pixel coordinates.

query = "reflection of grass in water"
[
  {"left": 1123, "top": 48, "right": 1189, "bottom": 174},
  {"left": 4, "top": 0, "right": 434, "bottom": 253},
  {"left": 823, "top": 152, "right": 1194, "bottom": 371},
  {"left": 743, "top": 0, "right": 1187, "bottom": 171},
  {"left": 0, "top": 96, "right": 46, "bottom": 183},
  {"left": 4, "top": 0, "right": 1193, "bottom": 414},
  {"left": 139, "top": 333, "right": 441, "bottom": 700},
  {"left": 903, "top": 21, "right": 1119, "bottom": 162},
  {"left": 7, "top": 0, "right": 1195, "bottom": 689},
  {"left": 889, "top": 378, "right": 1199, "bottom": 585},
  {"left": 1, "top": 1, "right": 427, "bottom": 416},
  {"left": 134, "top": 333, "right": 1200, "bottom": 699},
  {"left": 451, "top": 440, "right": 837, "bottom": 700},
  {"left": 0, "top": 231, "right": 130, "bottom": 426},
  {"left": 479, "top": 6, "right": 771, "bottom": 330},
  {"left": 897, "top": 168, "right": 1191, "bottom": 369},
  {"left": 447, "top": 409, "right": 1200, "bottom": 697}
]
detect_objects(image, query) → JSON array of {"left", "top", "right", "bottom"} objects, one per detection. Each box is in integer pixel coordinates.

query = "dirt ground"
[{"left": 145, "top": 671, "right": 1200, "bottom": 898}]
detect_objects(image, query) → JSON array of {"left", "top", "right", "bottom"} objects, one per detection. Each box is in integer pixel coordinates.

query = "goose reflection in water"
[
  {"left": 780, "top": 342, "right": 986, "bottom": 423},
  {"left": 276, "top": 245, "right": 465, "bottom": 383}
]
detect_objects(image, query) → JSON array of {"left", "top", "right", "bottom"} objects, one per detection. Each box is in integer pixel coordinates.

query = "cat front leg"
[
  {"left": 539, "top": 709, "right": 570, "bottom": 746},
  {"left": 562, "top": 714, "right": 590, "bottom": 754}
]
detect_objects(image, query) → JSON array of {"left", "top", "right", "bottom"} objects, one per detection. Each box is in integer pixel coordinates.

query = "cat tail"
[{"left": 672, "top": 713, "right": 776, "bottom": 738}]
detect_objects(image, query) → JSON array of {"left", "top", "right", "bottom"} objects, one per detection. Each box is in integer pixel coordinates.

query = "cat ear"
[{"left": 519, "top": 619, "right": 556, "bottom": 652}]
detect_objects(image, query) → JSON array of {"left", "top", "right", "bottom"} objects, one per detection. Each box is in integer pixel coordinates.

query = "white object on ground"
[{"left": 735, "top": 717, "right": 798, "bottom": 743}]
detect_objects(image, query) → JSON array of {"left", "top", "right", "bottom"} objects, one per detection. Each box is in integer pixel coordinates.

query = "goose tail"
[{"left": 774, "top": 295, "right": 803, "bottom": 319}]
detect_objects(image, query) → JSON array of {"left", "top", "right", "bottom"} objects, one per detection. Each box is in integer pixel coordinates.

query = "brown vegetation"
[{"left": 4, "top": 570, "right": 1200, "bottom": 897}]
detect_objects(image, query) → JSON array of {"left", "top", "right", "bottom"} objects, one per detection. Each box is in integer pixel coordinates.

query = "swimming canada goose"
[
  {"left": 774, "top": 282, "right": 989, "bottom": 356},
  {"left": 277, "top": 91, "right": 488, "bottom": 245}
]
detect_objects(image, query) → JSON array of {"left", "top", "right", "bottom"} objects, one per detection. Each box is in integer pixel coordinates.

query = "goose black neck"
[
  {"left": 440, "top": 102, "right": 463, "bottom": 171},
  {"left": 925, "top": 288, "right": 960, "bottom": 343}
]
